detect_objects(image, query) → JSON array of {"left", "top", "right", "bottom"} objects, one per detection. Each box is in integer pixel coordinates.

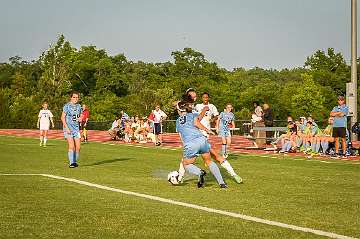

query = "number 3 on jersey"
[{"left": 179, "top": 115, "right": 186, "bottom": 124}]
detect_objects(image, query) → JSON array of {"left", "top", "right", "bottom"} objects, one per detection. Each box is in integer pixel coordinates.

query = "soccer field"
[{"left": 0, "top": 136, "right": 359, "bottom": 239}]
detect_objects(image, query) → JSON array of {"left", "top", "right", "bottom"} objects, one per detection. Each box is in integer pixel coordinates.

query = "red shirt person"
[{"left": 81, "top": 104, "right": 90, "bottom": 142}]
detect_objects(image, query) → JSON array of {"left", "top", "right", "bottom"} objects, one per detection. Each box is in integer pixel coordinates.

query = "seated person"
[
  {"left": 134, "top": 118, "right": 149, "bottom": 143},
  {"left": 108, "top": 114, "right": 121, "bottom": 140},
  {"left": 302, "top": 119, "right": 321, "bottom": 153},
  {"left": 279, "top": 121, "right": 298, "bottom": 153},
  {"left": 123, "top": 120, "right": 133, "bottom": 143},
  {"left": 318, "top": 117, "right": 334, "bottom": 154},
  {"left": 271, "top": 116, "right": 293, "bottom": 148}
]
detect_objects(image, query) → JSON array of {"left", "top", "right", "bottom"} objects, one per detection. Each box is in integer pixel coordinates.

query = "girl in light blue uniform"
[
  {"left": 216, "top": 103, "right": 235, "bottom": 158},
  {"left": 176, "top": 101, "right": 227, "bottom": 188},
  {"left": 61, "top": 91, "right": 83, "bottom": 168}
]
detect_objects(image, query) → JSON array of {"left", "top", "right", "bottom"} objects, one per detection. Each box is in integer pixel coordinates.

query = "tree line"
[{"left": 0, "top": 35, "right": 359, "bottom": 129}]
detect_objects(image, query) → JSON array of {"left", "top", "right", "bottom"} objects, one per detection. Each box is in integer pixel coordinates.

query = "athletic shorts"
[
  {"left": 332, "top": 127, "right": 346, "bottom": 138},
  {"left": 218, "top": 130, "right": 231, "bottom": 137},
  {"left": 40, "top": 122, "right": 50, "bottom": 131},
  {"left": 64, "top": 129, "right": 81, "bottom": 139},
  {"left": 183, "top": 137, "right": 211, "bottom": 159},
  {"left": 154, "top": 123, "right": 162, "bottom": 135}
]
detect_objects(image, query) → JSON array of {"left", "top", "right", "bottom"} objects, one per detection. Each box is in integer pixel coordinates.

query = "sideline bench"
[{"left": 247, "top": 126, "right": 287, "bottom": 148}]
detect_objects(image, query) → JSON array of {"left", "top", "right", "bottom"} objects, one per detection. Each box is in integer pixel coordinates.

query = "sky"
[{"left": 0, "top": 0, "right": 358, "bottom": 70}]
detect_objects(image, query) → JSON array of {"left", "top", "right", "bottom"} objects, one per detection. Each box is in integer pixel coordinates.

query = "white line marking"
[{"left": 0, "top": 173, "right": 356, "bottom": 239}]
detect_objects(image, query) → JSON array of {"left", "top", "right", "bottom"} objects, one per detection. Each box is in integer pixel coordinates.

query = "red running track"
[{"left": 0, "top": 129, "right": 359, "bottom": 160}]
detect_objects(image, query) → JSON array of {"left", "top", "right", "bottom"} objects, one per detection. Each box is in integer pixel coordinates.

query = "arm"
[
  {"left": 197, "top": 106, "right": 209, "bottom": 121},
  {"left": 330, "top": 111, "right": 345, "bottom": 117},
  {"left": 37, "top": 118, "right": 40, "bottom": 128},
  {"left": 216, "top": 117, "right": 220, "bottom": 132},
  {"left": 50, "top": 117, "right": 55, "bottom": 128},
  {"left": 231, "top": 120, "right": 235, "bottom": 129},
  {"left": 61, "top": 112, "right": 70, "bottom": 133},
  {"left": 194, "top": 117, "right": 214, "bottom": 135}
]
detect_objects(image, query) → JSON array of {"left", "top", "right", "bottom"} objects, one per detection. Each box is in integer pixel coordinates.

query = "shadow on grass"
[{"left": 84, "top": 157, "right": 133, "bottom": 166}]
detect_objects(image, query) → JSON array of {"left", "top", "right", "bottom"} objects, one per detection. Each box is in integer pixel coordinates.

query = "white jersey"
[
  {"left": 38, "top": 109, "right": 53, "bottom": 130},
  {"left": 194, "top": 103, "right": 219, "bottom": 136},
  {"left": 152, "top": 109, "right": 167, "bottom": 123}
]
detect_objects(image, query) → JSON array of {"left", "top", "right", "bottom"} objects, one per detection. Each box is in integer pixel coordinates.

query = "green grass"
[{"left": 0, "top": 135, "right": 359, "bottom": 239}]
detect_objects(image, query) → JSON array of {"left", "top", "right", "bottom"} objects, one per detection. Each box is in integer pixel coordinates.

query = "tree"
[
  {"left": 305, "top": 48, "right": 349, "bottom": 95},
  {"left": 290, "top": 74, "right": 326, "bottom": 120}
]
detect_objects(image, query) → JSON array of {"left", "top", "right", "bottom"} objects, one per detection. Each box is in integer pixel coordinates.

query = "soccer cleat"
[
  {"left": 197, "top": 170, "right": 206, "bottom": 188},
  {"left": 69, "top": 163, "right": 76, "bottom": 168},
  {"left": 233, "top": 175, "right": 243, "bottom": 184},
  {"left": 74, "top": 163, "right": 79, "bottom": 167},
  {"left": 43, "top": 144, "right": 47, "bottom": 147},
  {"left": 219, "top": 183, "right": 228, "bottom": 189}
]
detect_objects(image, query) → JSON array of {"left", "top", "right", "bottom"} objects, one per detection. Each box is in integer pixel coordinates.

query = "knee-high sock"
[
  {"left": 221, "top": 144, "right": 227, "bottom": 155},
  {"left": 282, "top": 141, "right": 290, "bottom": 151},
  {"left": 178, "top": 161, "right": 186, "bottom": 179},
  {"left": 74, "top": 151, "right": 80, "bottom": 162},
  {"left": 68, "top": 151, "right": 75, "bottom": 164},
  {"left": 40, "top": 136, "right": 43, "bottom": 143},
  {"left": 315, "top": 143, "right": 321, "bottom": 153},
  {"left": 209, "top": 161, "right": 225, "bottom": 185},
  {"left": 221, "top": 160, "right": 236, "bottom": 177},
  {"left": 321, "top": 141, "right": 329, "bottom": 153},
  {"left": 184, "top": 164, "right": 201, "bottom": 176},
  {"left": 296, "top": 138, "right": 302, "bottom": 148},
  {"left": 311, "top": 142, "right": 316, "bottom": 152},
  {"left": 43, "top": 137, "right": 47, "bottom": 144}
]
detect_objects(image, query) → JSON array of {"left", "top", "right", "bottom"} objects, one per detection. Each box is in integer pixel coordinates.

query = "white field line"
[{"left": 0, "top": 173, "right": 356, "bottom": 239}]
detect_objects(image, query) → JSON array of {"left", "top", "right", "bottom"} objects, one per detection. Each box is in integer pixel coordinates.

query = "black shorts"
[
  {"left": 154, "top": 123, "right": 162, "bottom": 135},
  {"left": 332, "top": 127, "right": 346, "bottom": 138}
]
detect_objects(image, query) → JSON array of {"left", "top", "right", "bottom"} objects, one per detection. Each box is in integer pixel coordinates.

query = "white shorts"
[{"left": 40, "top": 123, "right": 50, "bottom": 131}]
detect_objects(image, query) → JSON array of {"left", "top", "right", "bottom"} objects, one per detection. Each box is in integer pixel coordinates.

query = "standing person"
[
  {"left": 194, "top": 92, "right": 219, "bottom": 136},
  {"left": 81, "top": 104, "right": 90, "bottom": 143},
  {"left": 37, "top": 101, "right": 55, "bottom": 147},
  {"left": 253, "top": 101, "right": 263, "bottom": 118},
  {"left": 176, "top": 101, "right": 227, "bottom": 188},
  {"left": 61, "top": 91, "right": 83, "bottom": 168},
  {"left": 330, "top": 96, "right": 349, "bottom": 157},
  {"left": 216, "top": 103, "right": 235, "bottom": 159},
  {"left": 152, "top": 104, "right": 167, "bottom": 146},
  {"left": 263, "top": 103, "right": 274, "bottom": 145}
]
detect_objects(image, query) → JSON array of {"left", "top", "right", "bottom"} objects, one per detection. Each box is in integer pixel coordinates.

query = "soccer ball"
[{"left": 167, "top": 171, "right": 180, "bottom": 185}]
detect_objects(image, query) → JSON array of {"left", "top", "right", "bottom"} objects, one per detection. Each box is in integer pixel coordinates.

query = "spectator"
[
  {"left": 80, "top": 104, "right": 90, "bottom": 143},
  {"left": 263, "top": 103, "right": 274, "bottom": 145},
  {"left": 253, "top": 101, "right": 263, "bottom": 118},
  {"left": 152, "top": 104, "right": 167, "bottom": 146},
  {"left": 120, "top": 110, "right": 129, "bottom": 129},
  {"left": 318, "top": 117, "right": 334, "bottom": 154},
  {"left": 108, "top": 114, "right": 120, "bottom": 140},
  {"left": 123, "top": 120, "right": 133, "bottom": 143},
  {"left": 330, "top": 95, "right": 349, "bottom": 157}
]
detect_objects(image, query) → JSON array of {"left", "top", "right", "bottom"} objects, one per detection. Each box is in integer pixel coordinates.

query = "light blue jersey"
[
  {"left": 176, "top": 113, "right": 204, "bottom": 143},
  {"left": 63, "top": 102, "right": 82, "bottom": 138},
  {"left": 176, "top": 112, "right": 210, "bottom": 159},
  {"left": 219, "top": 112, "right": 235, "bottom": 137},
  {"left": 331, "top": 105, "right": 349, "bottom": 128}
]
